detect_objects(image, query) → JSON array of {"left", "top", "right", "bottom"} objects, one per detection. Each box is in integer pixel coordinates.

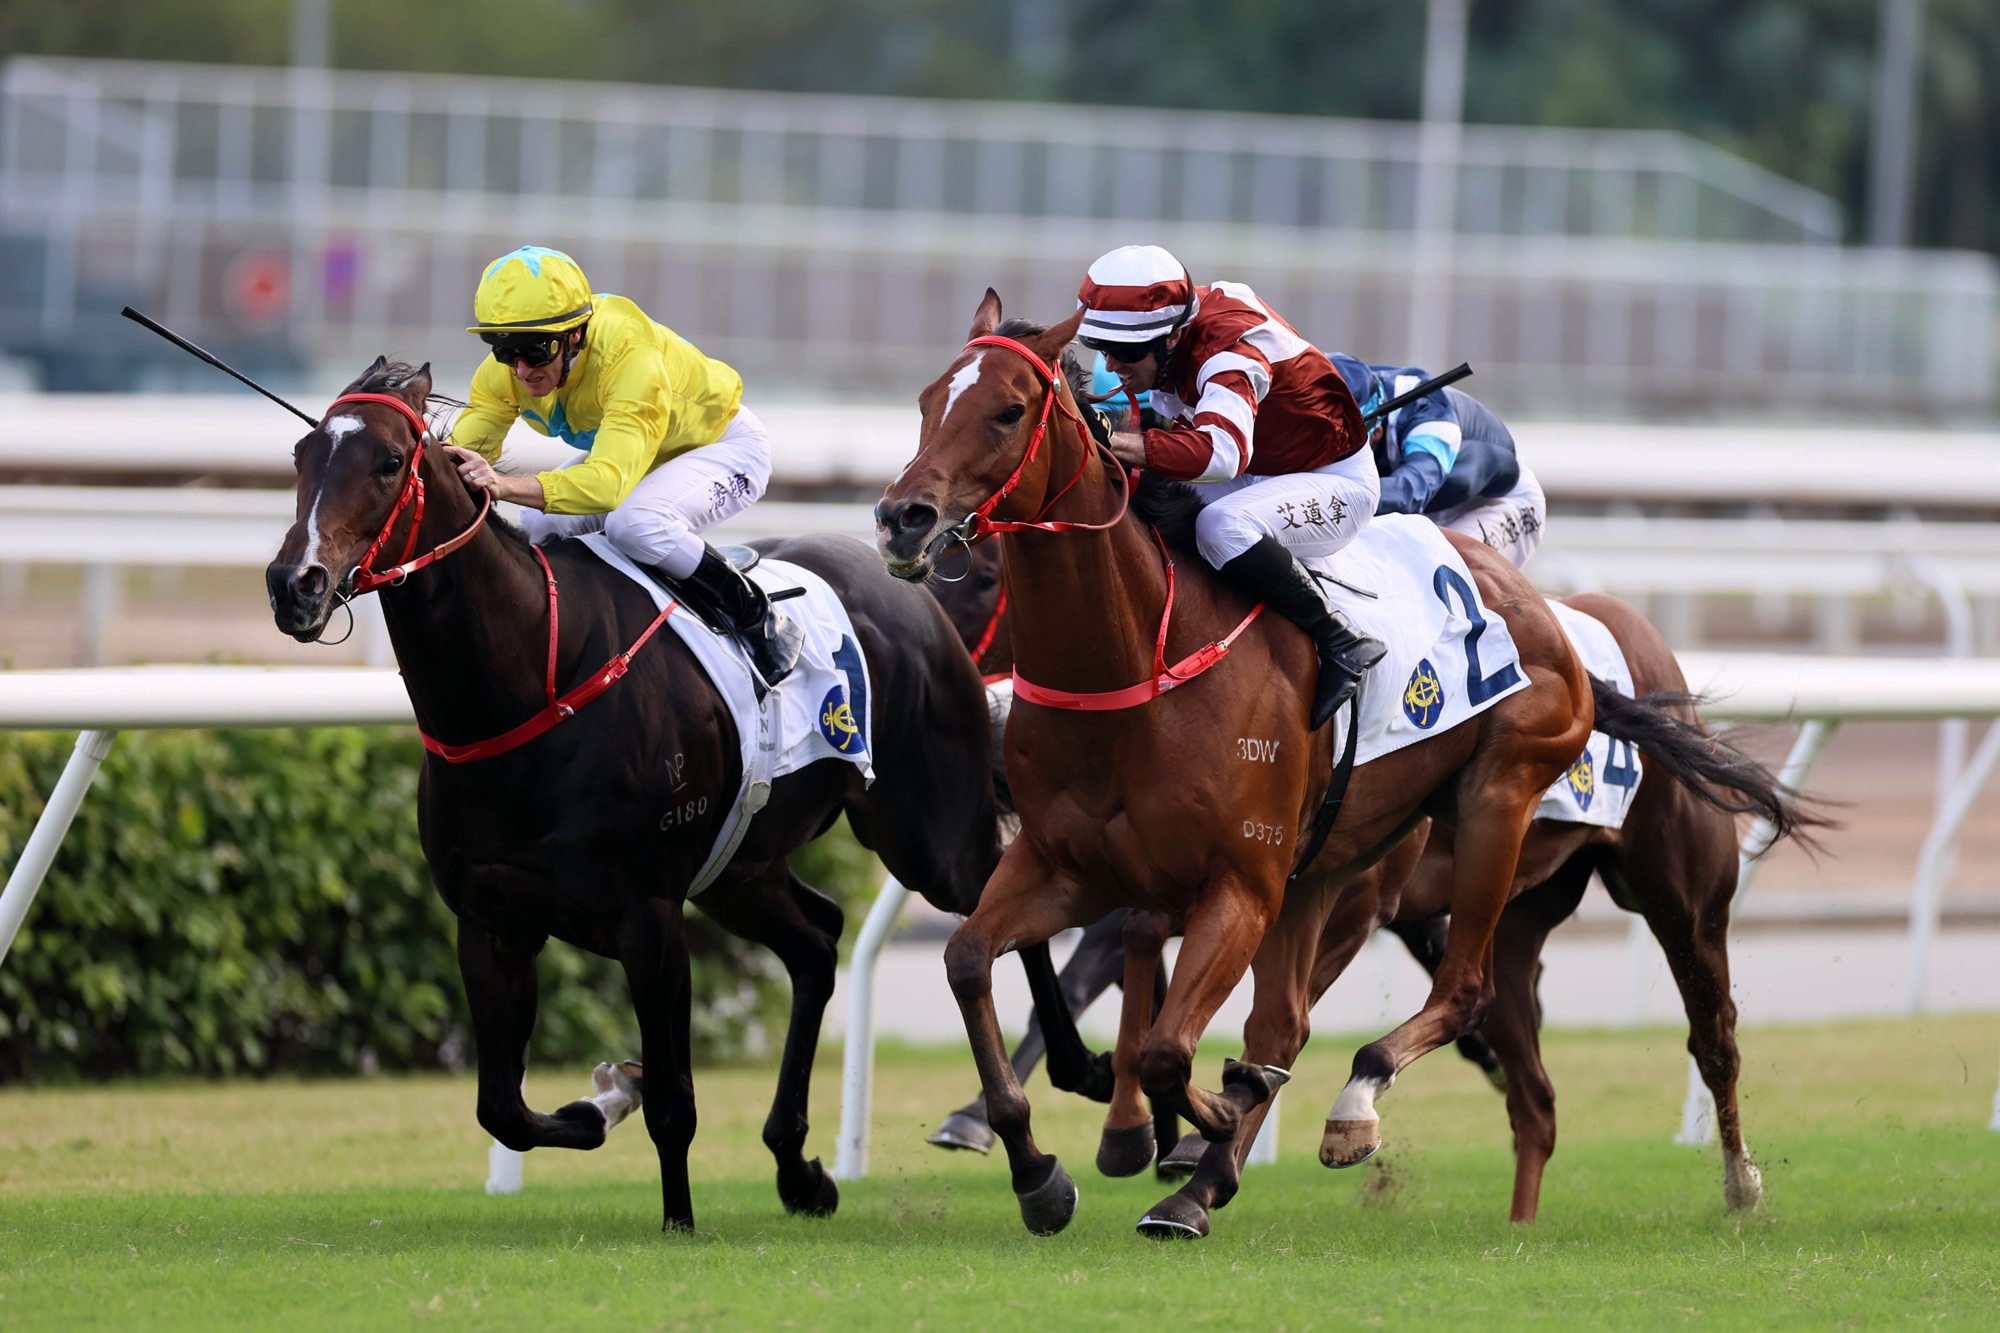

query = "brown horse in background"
[
  {"left": 878, "top": 295, "right": 1599, "bottom": 1237},
  {"left": 925, "top": 526, "right": 1809, "bottom": 1220}
]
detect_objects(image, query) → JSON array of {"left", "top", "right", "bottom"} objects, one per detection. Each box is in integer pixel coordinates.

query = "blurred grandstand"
[{"left": 1, "top": 54, "right": 1991, "bottom": 414}]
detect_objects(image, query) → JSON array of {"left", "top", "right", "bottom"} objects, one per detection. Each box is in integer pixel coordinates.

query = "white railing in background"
[
  {"left": 10, "top": 484, "right": 2000, "bottom": 663},
  {"left": 3, "top": 658, "right": 2000, "bottom": 1186},
  {"left": 6, "top": 57, "right": 1989, "bottom": 412}
]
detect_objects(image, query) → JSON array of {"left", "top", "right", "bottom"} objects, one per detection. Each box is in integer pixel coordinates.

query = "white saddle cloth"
[
  {"left": 1535, "top": 599, "right": 1644, "bottom": 830},
  {"left": 1308, "top": 513, "right": 1532, "bottom": 768},
  {"left": 578, "top": 534, "right": 876, "bottom": 896}
]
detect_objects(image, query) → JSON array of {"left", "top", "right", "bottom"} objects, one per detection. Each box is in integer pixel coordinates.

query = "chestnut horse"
[
  {"left": 877, "top": 297, "right": 1598, "bottom": 1237},
  {"left": 263, "top": 358, "right": 1084, "bottom": 1232}
]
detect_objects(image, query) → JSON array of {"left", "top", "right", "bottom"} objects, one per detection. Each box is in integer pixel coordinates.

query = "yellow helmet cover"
[{"left": 468, "top": 247, "right": 595, "bottom": 335}]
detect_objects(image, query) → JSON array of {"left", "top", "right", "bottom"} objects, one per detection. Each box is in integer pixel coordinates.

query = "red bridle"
[
  {"left": 956, "top": 335, "right": 1131, "bottom": 539},
  {"left": 325, "top": 392, "right": 492, "bottom": 595},
  {"left": 310, "top": 390, "right": 675, "bottom": 764},
  {"left": 939, "top": 334, "right": 1264, "bottom": 711}
]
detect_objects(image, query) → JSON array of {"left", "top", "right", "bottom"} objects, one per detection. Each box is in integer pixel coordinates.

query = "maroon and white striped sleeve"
[{"left": 1141, "top": 341, "right": 1273, "bottom": 482}]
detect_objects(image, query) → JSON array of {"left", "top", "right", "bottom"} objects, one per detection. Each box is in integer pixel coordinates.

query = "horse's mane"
[
  {"left": 990, "top": 318, "right": 1203, "bottom": 556},
  {"left": 351, "top": 359, "right": 427, "bottom": 393}
]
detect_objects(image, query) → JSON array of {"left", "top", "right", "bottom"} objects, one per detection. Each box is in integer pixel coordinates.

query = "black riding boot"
[
  {"left": 659, "top": 543, "right": 805, "bottom": 689},
  {"left": 1217, "top": 535, "right": 1385, "bottom": 730}
]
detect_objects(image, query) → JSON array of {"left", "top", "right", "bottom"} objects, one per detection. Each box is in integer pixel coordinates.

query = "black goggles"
[
  {"left": 1081, "top": 336, "right": 1165, "bottom": 366},
  {"left": 481, "top": 331, "right": 565, "bottom": 368}
]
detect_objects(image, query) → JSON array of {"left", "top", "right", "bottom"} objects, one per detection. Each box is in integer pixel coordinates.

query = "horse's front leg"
[
  {"left": 458, "top": 923, "right": 609, "bottom": 1152},
  {"left": 618, "top": 896, "right": 699, "bottom": 1231},
  {"left": 1134, "top": 867, "right": 1287, "bottom": 1147},
  {"left": 1096, "top": 910, "right": 1173, "bottom": 1177},
  {"left": 945, "top": 843, "right": 1087, "bottom": 1235}
]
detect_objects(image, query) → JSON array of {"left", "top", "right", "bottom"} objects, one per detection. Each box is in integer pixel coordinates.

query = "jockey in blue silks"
[{"left": 1330, "top": 356, "right": 1546, "bottom": 570}]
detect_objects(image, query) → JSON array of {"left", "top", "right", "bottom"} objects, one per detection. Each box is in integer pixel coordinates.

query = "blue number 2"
[{"left": 1432, "top": 566, "right": 1523, "bottom": 706}]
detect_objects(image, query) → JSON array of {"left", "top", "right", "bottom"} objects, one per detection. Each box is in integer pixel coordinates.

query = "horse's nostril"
[
  {"left": 297, "top": 565, "right": 329, "bottom": 600},
  {"left": 897, "top": 502, "right": 938, "bottom": 537}
]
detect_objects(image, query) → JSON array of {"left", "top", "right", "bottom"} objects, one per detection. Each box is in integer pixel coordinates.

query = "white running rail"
[{"left": 7, "top": 656, "right": 2000, "bottom": 1186}]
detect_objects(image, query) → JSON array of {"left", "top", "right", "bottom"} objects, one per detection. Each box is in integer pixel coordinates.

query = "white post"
[
  {"left": 1868, "top": 0, "right": 1926, "bottom": 249},
  {"left": 1407, "top": 0, "right": 1467, "bottom": 371},
  {"left": 1988, "top": 1052, "right": 2000, "bottom": 1133},
  {"left": 0, "top": 729, "right": 116, "bottom": 966},
  {"left": 1246, "top": 1090, "right": 1280, "bottom": 1165},
  {"left": 486, "top": 1074, "right": 527, "bottom": 1194},
  {"left": 485, "top": 1140, "right": 523, "bottom": 1195},
  {"left": 1907, "top": 720, "right": 2000, "bottom": 1013},
  {"left": 1734, "top": 719, "right": 1839, "bottom": 901},
  {"left": 833, "top": 874, "right": 908, "bottom": 1181},
  {"left": 1672, "top": 1055, "right": 1715, "bottom": 1146}
]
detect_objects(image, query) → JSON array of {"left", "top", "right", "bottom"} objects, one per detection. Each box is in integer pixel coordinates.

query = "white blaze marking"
[
  {"left": 300, "top": 415, "right": 365, "bottom": 568},
  {"left": 942, "top": 352, "right": 985, "bottom": 425}
]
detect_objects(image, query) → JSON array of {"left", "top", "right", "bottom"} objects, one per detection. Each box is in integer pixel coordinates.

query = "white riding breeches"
[
  {"left": 519, "top": 404, "right": 771, "bottom": 576},
  {"left": 1432, "top": 462, "right": 1545, "bottom": 570},
  {"left": 1189, "top": 447, "right": 1381, "bottom": 568}
]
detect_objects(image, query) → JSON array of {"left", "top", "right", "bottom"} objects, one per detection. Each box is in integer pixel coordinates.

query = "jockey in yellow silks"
[{"left": 444, "top": 246, "right": 802, "bottom": 686}]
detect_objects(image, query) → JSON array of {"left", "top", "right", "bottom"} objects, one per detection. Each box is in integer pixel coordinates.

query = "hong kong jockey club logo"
[
  {"left": 1403, "top": 659, "right": 1444, "bottom": 729},
  {"left": 1565, "top": 749, "right": 1595, "bottom": 811},
  {"left": 819, "top": 685, "right": 863, "bottom": 754}
]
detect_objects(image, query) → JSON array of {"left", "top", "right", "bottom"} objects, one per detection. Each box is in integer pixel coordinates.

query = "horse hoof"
[
  {"left": 1154, "top": 1131, "right": 1206, "bottom": 1181},
  {"left": 1320, "top": 1118, "right": 1381, "bottom": 1169},
  {"left": 1096, "top": 1123, "right": 1158, "bottom": 1178},
  {"left": 1135, "top": 1193, "right": 1210, "bottom": 1240},
  {"left": 781, "top": 1157, "right": 839, "bottom": 1218},
  {"left": 1017, "top": 1161, "right": 1079, "bottom": 1236},
  {"left": 1723, "top": 1154, "right": 1764, "bottom": 1213},
  {"left": 927, "top": 1111, "right": 994, "bottom": 1154}
]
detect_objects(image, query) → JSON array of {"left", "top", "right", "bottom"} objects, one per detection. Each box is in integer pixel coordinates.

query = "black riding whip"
[
  {"left": 1361, "top": 361, "right": 1472, "bottom": 424},
  {"left": 119, "top": 306, "right": 319, "bottom": 427}
]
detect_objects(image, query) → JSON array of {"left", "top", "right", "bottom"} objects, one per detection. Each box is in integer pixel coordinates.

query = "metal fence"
[{"left": 2, "top": 55, "right": 1992, "bottom": 413}]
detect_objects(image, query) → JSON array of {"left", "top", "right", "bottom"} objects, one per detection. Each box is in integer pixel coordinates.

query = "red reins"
[
  {"left": 955, "top": 334, "right": 1264, "bottom": 711},
  {"left": 420, "top": 546, "right": 678, "bottom": 763},
  {"left": 959, "top": 335, "right": 1131, "bottom": 539},
  {"left": 316, "top": 390, "right": 672, "bottom": 763}
]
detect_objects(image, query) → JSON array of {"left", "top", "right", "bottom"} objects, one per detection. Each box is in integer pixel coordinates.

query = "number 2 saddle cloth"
[
  {"left": 578, "top": 533, "right": 877, "bottom": 894},
  {"left": 1309, "top": 513, "right": 1640, "bottom": 832}
]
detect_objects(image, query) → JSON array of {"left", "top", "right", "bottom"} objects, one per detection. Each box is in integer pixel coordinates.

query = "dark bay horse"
[
  {"left": 877, "top": 297, "right": 1598, "bottom": 1237},
  {"left": 264, "top": 358, "right": 1063, "bottom": 1232}
]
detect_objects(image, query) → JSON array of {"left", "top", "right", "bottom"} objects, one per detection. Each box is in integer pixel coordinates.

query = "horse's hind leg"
[
  {"left": 617, "top": 897, "right": 700, "bottom": 1231},
  {"left": 1613, "top": 799, "right": 1761, "bottom": 1211},
  {"left": 1387, "top": 916, "right": 1506, "bottom": 1088},
  {"left": 458, "top": 924, "right": 608, "bottom": 1152},
  {"left": 1481, "top": 856, "right": 1592, "bottom": 1223},
  {"left": 695, "top": 862, "right": 843, "bottom": 1218}
]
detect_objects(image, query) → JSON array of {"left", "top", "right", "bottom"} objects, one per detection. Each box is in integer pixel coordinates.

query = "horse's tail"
[{"left": 1587, "top": 675, "right": 1834, "bottom": 852}]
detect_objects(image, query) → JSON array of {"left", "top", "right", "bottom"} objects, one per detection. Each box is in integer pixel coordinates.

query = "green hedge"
[{"left": 0, "top": 728, "right": 883, "bottom": 1083}]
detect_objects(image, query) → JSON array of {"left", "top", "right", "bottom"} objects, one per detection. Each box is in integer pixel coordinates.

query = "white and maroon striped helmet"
[{"left": 1076, "top": 245, "right": 1197, "bottom": 345}]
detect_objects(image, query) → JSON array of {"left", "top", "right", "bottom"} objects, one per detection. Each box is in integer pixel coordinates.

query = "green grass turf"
[{"left": 1, "top": 1016, "right": 1997, "bottom": 1330}]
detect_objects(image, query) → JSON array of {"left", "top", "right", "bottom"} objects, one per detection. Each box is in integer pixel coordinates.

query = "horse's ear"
[
  {"left": 340, "top": 354, "right": 389, "bottom": 395},
  {"left": 404, "top": 361, "right": 434, "bottom": 404},
  {"left": 967, "top": 288, "right": 1002, "bottom": 342},
  {"left": 1029, "top": 306, "right": 1085, "bottom": 365}
]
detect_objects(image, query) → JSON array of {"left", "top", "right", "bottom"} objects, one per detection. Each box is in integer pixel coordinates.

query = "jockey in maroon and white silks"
[{"left": 1081, "top": 244, "right": 1386, "bottom": 729}]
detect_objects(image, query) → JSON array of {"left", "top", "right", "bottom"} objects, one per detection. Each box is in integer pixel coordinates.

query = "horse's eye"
[
  {"left": 381, "top": 452, "right": 404, "bottom": 476},
  {"left": 995, "top": 404, "right": 1025, "bottom": 425}
]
